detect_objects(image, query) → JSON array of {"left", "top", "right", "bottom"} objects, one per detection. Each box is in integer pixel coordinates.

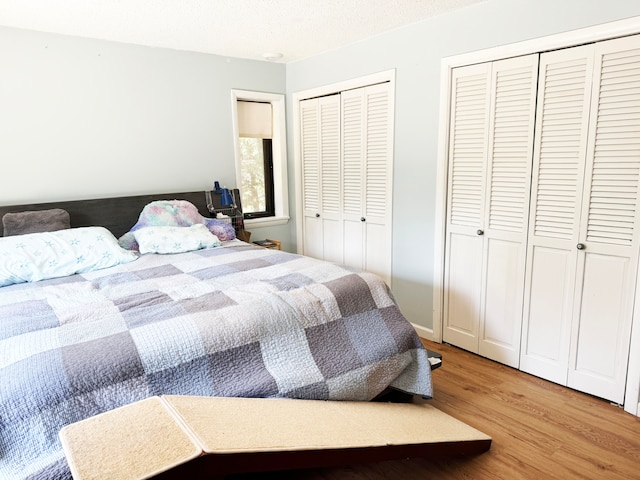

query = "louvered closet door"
[
  {"left": 520, "top": 45, "right": 594, "bottom": 385},
  {"left": 300, "top": 95, "right": 342, "bottom": 263},
  {"left": 341, "top": 83, "right": 393, "bottom": 285},
  {"left": 443, "top": 56, "right": 538, "bottom": 366},
  {"left": 477, "top": 55, "right": 538, "bottom": 367},
  {"left": 568, "top": 35, "right": 640, "bottom": 403},
  {"left": 443, "top": 62, "right": 491, "bottom": 353}
]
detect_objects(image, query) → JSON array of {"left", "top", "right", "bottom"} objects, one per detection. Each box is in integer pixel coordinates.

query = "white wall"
[
  {"left": 0, "top": 26, "right": 285, "bottom": 206},
  {"left": 286, "top": 0, "right": 640, "bottom": 331}
]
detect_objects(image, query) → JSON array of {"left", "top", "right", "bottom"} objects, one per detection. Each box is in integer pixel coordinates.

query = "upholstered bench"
[{"left": 59, "top": 395, "right": 490, "bottom": 480}]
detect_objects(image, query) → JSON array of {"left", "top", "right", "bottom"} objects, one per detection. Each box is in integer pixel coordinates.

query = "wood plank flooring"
[{"left": 230, "top": 339, "right": 640, "bottom": 479}]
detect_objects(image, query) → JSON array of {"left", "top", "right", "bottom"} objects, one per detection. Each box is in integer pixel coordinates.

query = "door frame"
[{"left": 433, "top": 16, "right": 640, "bottom": 416}]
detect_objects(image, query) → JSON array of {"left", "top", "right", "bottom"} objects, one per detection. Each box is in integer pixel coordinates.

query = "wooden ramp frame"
[{"left": 59, "top": 395, "right": 491, "bottom": 479}]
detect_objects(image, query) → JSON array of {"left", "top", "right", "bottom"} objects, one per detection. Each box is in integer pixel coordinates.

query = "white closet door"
[
  {"left": 520, "top": 45, "right": 594, "bottom": 384},
  {"left": 300, "top": 95, "right": 342, "bottom": 263},
  {"left": 341, "top": 89, "right": 365, "bottom": 271},
  {"left": 363, "top": 83, "right": 393, "bottom": 283},
  {"left": 443, "top": 63, "right": 491, "bottom": 353},
  {"left": 341, "top": 83, "right": 393, "bottom": 284},
  {"left": 443, "top": 55, "right": 537, "bottom": 365},
  {"left": 568, "top": 35, "right": 640, "bottom": 403},
  {"left": 478, "top": 54, "right": 538, "bottom": 367}
]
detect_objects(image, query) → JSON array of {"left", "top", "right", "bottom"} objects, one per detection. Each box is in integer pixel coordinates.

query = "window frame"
[{"left": 231, "top": 90, "right": 289, "bottom": 227}]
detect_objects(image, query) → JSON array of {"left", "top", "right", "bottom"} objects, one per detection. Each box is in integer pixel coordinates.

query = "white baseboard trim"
[{"left": 412, "top": 323, "right": 434, "bottom": 341}]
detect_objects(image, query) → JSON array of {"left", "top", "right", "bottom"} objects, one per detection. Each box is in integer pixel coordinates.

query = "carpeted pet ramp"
[{"left": 59, "top": 395, "right": 491, "bottom": 479}]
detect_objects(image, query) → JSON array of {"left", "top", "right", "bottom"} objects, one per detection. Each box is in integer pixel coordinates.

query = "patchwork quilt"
[{"left": 0, "top": 241, "right": 432, "bottom": 480}]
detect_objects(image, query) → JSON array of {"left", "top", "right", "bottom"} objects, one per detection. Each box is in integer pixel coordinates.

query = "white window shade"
[{"left": 238, "top": 101, "right": 272, "bottom": 138}]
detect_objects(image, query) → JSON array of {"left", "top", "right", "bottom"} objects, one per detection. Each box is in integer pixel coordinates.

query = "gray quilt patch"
[
  {"left": 62, "top": 331, "right": 144, "bottom": 395},
  {"left": 323, "top": 274, "right": 377, "bottom": 318},
  {"left": 0, "top": 299, "right": 59, "bottom": 339},
  {"left": 264, "top": 272, "right": 314, "bottom": 291}
]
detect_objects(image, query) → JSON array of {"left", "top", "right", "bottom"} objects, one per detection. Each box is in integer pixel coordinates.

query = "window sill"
[{"left": 244, "top": 215, "right": 290, "bottom": 228}]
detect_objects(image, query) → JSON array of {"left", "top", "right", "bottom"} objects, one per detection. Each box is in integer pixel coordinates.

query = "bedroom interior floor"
[{"left": 228, "top": 339, "right": 640, "bottom": 480}]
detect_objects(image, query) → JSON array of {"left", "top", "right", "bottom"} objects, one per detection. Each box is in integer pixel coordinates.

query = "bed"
[{"left": 0, "top": 191, "right": 433, "bottom": 480}]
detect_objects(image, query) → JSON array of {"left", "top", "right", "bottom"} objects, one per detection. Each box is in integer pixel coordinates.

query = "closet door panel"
[
  {"left": 479, "top": 237, "right": 526, "bottom": 365},
  {"left": 341, "top": 88, "right": 367, "bottom": 273},
  {"left": 364, "top": 221, "right": 389, "bottom": 281},
  {"left": 569, "top": 35, "right": 640, "bottom": 403},
  {"left": 318, "top": 96, "right": 343, "bottom": 263},
  {"left": 443, "top": 63, "right": 490, "bottom": 351},
  {"left": 300, "top": 95, "right": 342, "bottom": 261},
  {"left": 364, "top": 84, "right": 393, "bottom": 225},
  {"left": 444, "top": 232, "right": 484, "bottom": 351},
  {"left": 443, "top": 55, "right": 538, "bottom": 363},
  {"left": 520, "top": 244, "right": 576, "bottom": 384},
  {"left": 342, "top": 90, "right": 365, "bottom": 223},
  {"left": 479, "top": 54, "right": 539, "bottom": 367},
  {"left": 303, "top": 215, "right": 323, "bottom": 259},
  {"left": 300, "top": 98, "right": 322, "bottom": 258},
  {"left": 343, "top": 218, "right": 364, "bottom": 271},
  {"left": 363, "top": 84, "right": 393, "bottom": 284},
  {"left": 569, "top": 252, "right": 631, "bottom": 402},
  {"left": 321, "top": 218, "right": 343, "bottom": 264},
  {"left": 360, "top": 84, "right": 393, "bottom": 285},
  {"left": 520, "top": 45, "right": 594, "bottom": 381},
  {"left": 341, "top": 83, "right": 393, "bottom": 283},
  {"left": 319, "top": 97, "right": 342, "bottom": 218}
]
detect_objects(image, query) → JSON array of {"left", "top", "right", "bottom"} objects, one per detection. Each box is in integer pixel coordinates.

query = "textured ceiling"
[{"left": 0, "top": 0, "right": 485, "bottom": 62}]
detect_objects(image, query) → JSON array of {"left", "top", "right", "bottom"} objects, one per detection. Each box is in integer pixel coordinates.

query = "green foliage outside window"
[{"left": 239, "top": 137, "right": 266, "bottom": 213}]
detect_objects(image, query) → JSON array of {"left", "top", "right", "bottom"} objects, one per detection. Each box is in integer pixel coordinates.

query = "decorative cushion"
[
  {"left": 118, "top": 200, "right": 236, "bottom": 251},
  {"left": 2, "top": 208, "right": 71, "bottom": 236},
  {"left": 0, "top": 226, "right": 138, "bottom": 287},
  {"left": 133, "top": 224, "right": 221, "bottom": 254}
]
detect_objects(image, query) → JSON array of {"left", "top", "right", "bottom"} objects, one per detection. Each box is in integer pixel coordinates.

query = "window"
[
  {"left": 231, "top": 90, "right": 288, "bottom": 227},
  {"left": 237, "top": 101, "right": 274, "bottom": 218}
]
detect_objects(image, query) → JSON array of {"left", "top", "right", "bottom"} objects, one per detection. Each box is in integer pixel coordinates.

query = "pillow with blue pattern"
[
  {"left": 0, "top": 226, "right": 138, "bottom": 287},
  {"left": 133, "top": 224, "right": 221, "bottom": 254}
]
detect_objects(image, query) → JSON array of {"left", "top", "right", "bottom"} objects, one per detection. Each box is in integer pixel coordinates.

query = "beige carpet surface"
[
  {"left": 59, "top": 395, "right": 491, "bottom": 480},
  {"left": 164, "top": 395, "right": 490, "bottom": 453},
  {"left": 59, "top": 396, "right": 201, "bottom": 480}
]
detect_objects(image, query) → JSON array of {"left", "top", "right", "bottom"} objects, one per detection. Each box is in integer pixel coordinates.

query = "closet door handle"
[
  {"left": 577, "top": 243, "right": 585, "bottom": 250},
  {"left": 476, "top": 229, "right": 484, "bottom": 236},
  {"left": 361, "top": 217, "right": 366, "bottom": 222},
  {"left": 315, "top": 213, "right": 320, "bottom": 218}
]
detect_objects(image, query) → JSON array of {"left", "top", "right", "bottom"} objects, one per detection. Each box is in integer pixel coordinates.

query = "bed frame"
[{"left": 0, "top": 191, "right": 218, "bottom": 238}]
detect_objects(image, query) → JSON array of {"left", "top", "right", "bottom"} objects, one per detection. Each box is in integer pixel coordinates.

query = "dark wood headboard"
[{"left": 0, "top": 191, "right": 213, "bottom": 238}]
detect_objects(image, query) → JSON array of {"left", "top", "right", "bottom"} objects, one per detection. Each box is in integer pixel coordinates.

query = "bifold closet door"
[
  {"left": 300, "top": 95, "right": 343, "bottom": 264},
  {"left": 300, "top": 84, "right": 394, "bottom": 285},
  {"left": 341, "top": 83, "right": 393, "bottom": 285},
  {"left": 520, "top": 44, "right": 594, "bottom": 385},
  {"left": 521, "top": 34, "right": 640, "bottom": 403},
  {"left": 568, "top": 35, "right": 640, "bottom": 403},
  {"left": 442, "top": 62, "right": 489, "bottom": 354},
  {"left": 443, "top": 54, "right": 538, "bottom": 367}
]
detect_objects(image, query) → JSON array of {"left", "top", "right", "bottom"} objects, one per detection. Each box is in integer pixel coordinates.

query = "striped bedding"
[{"left": 0, "top": 240, "right": 432, "bottom": 479}]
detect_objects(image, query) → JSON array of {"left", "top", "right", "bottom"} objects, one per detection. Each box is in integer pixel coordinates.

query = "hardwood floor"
[{"left": 230, "top": 339, "right": 640, "bottom": 480}]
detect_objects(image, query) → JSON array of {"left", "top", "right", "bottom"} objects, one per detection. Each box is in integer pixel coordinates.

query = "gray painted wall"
[
  {"left": 286, "top": 0, "right": 640, "bottom": 331},
  {"left": 0, "top": 26, "right": 285, "bottom": 203},
  {"left": 0, "top": 25, "right": 290, "bottom": 245}
]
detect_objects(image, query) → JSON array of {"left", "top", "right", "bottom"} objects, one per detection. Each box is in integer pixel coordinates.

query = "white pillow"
[
  {"left": 0, "top": 226, "right": 138, "bottom": 287},
  {"left": 133, "top": 224, "right": 221, "bottom": 254}
]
